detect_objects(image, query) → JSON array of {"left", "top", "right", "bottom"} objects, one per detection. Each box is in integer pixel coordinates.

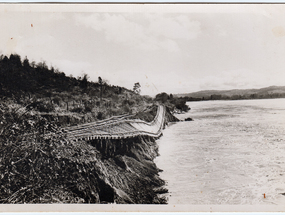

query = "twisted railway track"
[{"left": 63, "top": 105, "right": 166, "bottom": 141}]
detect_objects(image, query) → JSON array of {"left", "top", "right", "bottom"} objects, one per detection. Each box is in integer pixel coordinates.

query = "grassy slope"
[
  {"left": 0, "top": 54, "right": 154, "bottom": 126},
  {"left": 0, "top": 54, "right": 175, "bottom": 204}
]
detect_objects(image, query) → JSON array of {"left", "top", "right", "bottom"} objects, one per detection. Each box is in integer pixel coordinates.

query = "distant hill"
[{"left": 174, "top": 86, "right": 285, "bottom": 101}]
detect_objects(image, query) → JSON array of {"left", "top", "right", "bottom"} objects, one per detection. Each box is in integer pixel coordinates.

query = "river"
[{"left": 155, "top": 98, "right": 285, "bottom": 205}]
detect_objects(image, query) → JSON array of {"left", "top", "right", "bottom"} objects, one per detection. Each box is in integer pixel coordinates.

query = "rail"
[{"left": 64, "top": 105, "right": 166, "bottom": 141}]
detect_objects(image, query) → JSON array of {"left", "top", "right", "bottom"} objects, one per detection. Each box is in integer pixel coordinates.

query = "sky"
[{"left": 1, "top": 4, "right": 285, "bottom": 96}]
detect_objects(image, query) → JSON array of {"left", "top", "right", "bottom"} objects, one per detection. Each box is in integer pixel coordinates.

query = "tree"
[
  {"left": 133, "top": 82, "right": 141, "bottom": 94},
  {"left": 155, "top": 92, "right": 169, "bottom": 103},
  {"left": 98, "top": 76, "right": 103, "bottom": 103},
  {"left": 9, "top": 54, "right": 22, "bottom": 68},
  {"left": 80, "top": 73, "right": 89, "bottom": 89},
  {"left": 23, "top": 56, "right": 30, "bottom": 68}
]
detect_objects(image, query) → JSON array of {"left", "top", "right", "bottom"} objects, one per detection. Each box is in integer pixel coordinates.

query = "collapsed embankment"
[
  {"left": 0, "top": 105, "right": 179, "bottom": 204},
  {"left": 85, "top": 106, "right": 179, "bottom": 204}
]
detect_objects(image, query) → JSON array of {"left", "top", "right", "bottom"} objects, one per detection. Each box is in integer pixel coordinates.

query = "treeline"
[
  {"left": 154, "top": 92, "right": 190, "bottom": 112},
  {"left": 182, "top": 93, "right": 285, "bottom": 102},
  {"left": 0, "top": 54, "right": 154, "bottom": 124},
  {"left": 0, "top": 53, "right": 190, "bottom": 124},
  {"left": 0, "top": 54, "right": 75, "bottom": 95},
  {"left": 0, "top": 54, "right": 130, "bottom": 100}
]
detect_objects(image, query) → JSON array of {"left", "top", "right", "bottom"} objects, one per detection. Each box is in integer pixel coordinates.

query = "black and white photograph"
[{"left": 0, "top": 3, "right": 285, "bottom": 212}]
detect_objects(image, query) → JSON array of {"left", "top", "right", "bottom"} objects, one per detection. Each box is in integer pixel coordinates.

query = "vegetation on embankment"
[
  {"left": 0, "top": 54, "right": 181, "bottom": 204},
  {"left": 0, "top": 101, "right": 178, "bottom": 203},
  {"left": 0, "top": 54, "right": 188, "bottom": 123},
  {"left": 154, "top": 92, "right": 190, "bottom": 113},
  {"left": 0, "top": 54, "right": 154, "bottom": 127}
]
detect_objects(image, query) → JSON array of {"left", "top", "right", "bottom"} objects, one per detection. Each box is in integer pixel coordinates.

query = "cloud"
[
  {"left": 52, "top": 59, "right": 93, "bottom": 78},
  {"left": 147, "top": 14, "right": 201, "bottom": 40},
  {"left": 0, "top": 12, "right": 68, "bottom": 57},
  {"left": 13, "top": 35, "right": 64, "bottom": 64},
  {"left": 74, "top": 13, "right": 201, "bottom": 52},
  {"left": 47, "top": 13, "right": 66, "bottom": 21},
  {"left": 199, "top": 69, "right": 274, "bottom": 90}
]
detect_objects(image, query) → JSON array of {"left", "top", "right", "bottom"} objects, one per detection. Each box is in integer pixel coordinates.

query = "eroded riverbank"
[{"left": 0, "top": 105, "right": 178, "bottom": 204}]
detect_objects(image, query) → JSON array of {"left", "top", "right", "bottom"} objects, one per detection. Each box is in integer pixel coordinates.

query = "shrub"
[
  {"left": 175, "top": 99, "right": 190, "bottom": 112},
  {"left": 155, "top": 93, "right": 169, "bottom": 103},
  {"left": 97, "top": 112, "right": 103, "bottom": 120},
  {"left": 27, "top": 101, "right": 55, "bottom": 113},
  {"left": 123, "top": 104, "right": 130, "bottom": 113},
  {"left": 84, "top": 105, "right": 92, "bottom": 113},
  {"left": 83, "top": 101, "right": 93, "bottom": 113},
  {"left": 52, "top": 96, "right": 62, "bottom": 106},
  {"left": 122, "top": 99, "right": 135, "bottom": 106},
  {"left": 70, "top": 107, "right": 84, "bottom": 113}
]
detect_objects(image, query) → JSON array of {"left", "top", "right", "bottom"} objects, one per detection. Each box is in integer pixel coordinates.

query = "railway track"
[{"left": 63, "top": 105, "right": 166, "bottom": 141}]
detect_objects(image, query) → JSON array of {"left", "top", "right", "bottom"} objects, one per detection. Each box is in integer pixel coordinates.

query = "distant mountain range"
[{"left": 174, "top": 86, "right": 285, "bottom": 101}]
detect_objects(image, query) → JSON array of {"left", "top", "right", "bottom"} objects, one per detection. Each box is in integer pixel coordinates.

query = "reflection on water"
[{"left": 155, "top": 99, "right": 285, "bottom": 205}]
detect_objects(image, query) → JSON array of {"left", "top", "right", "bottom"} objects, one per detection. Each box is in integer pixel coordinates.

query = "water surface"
[{"left": 155, "top": 99, "right": 285, "bottom": 205}]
